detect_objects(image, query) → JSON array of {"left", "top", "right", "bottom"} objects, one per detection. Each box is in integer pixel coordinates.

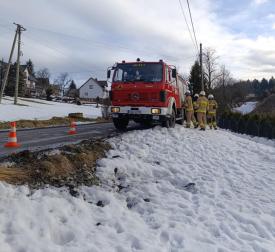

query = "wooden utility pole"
[
  {"left": 0, "top": 27, "right": 18, "bottom": 104},
  {"left": 200, "top": 43, "right": 204, "bottom": 91},
  {"left": 14, "top": 23, "right": 26, "bottom": 105}
]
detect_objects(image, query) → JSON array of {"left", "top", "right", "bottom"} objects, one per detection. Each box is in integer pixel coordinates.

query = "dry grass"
[
  {"left": 0, "top": 167, "right": 29, "bottom": 184},
  {"left": 0, "top": 116, "right": 110, "bottom": 130},
  {"left": 0, "top": 139, "right": 111, "bottom": 188}
]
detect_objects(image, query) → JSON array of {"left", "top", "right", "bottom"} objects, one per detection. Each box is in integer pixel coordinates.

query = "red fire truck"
[{"left": 107, "top": 59, "right": 188, "bottom": 130}]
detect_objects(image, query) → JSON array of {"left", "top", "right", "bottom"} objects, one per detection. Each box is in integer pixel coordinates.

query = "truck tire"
[
  {"left": 162, "top": 109, "right": 176, "bottom": 128},
  {"left": 113, "top": 118, "right": 129, "bottom": 131}
]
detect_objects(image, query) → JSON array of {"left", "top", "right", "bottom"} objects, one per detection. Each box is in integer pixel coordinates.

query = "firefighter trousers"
[
  {"left": 186, "top": 111, "right": 193, "bottom": 128},
  {"left": 197, "top": 112, "right": 207, "bottom": 129},
  {"left": 208, "top": 114, "right": 217, "bottom": 129}
]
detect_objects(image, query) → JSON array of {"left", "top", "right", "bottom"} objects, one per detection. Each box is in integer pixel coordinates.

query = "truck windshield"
[{"left": 113, "top": 63, "right": 163, "bottom": 83}]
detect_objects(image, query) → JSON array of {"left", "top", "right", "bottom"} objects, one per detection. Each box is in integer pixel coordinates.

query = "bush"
[{"left": 218, "top": 111, "right": 275, "bottom": 139}]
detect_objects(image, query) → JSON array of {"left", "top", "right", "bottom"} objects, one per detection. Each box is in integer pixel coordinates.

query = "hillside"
[
  {"left": 0, "top": 126, "right": 275, "bottom": 251},
  {"left": 252, "top": 94, "right": 275, "bottom": 115},
  {"left": 0, "top": 97, "right": 102, "bottom": 122}
]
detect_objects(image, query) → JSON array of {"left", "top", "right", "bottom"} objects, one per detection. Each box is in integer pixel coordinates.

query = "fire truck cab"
[{"left": 108, "top": 59, "right": 188, "bottom": 130}]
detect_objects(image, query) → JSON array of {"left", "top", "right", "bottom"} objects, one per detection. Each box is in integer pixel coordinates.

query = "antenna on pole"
[{"left": 14, "top": 23, "right": 26, "bottom": 105}]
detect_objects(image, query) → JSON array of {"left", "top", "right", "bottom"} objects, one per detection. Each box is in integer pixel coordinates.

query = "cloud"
[
  {"left": 0, "top": 0, "right": 274, "bottom": 84},
  {"left": 253, "top": 0, "right": 269, "bottom": 5}
]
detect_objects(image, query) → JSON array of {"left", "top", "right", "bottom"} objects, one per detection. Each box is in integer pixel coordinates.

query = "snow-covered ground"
[
  {"left": 234, "top": 102, "right": 258, "bottom": 114},
  {"left": 1, "top": 126, "right": 275, "bottom": 251},
  {"left": 0, "top": 97, "right": 102, "bottom": 122}
]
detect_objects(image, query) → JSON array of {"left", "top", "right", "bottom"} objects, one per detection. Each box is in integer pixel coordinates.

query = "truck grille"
[{"left": 114, "top": 92, "right": 159, "bottom": 102}]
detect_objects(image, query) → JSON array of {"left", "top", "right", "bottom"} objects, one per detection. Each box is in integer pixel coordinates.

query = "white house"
[
  {"left": 21, "top": 65, "right": 37, "bottom": 97},
  {"left": 79, "top": 78, "right": 108, "bottom": 100}
]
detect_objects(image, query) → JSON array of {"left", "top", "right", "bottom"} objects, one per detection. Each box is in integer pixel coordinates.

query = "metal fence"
[{"left": 218, "top": 115, "right": 275, "bottom": 139}]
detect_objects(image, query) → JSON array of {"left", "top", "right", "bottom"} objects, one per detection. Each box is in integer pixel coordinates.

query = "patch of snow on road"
[
  {"left": 0, "top": 97, "right": 101, "bottom": 122},
  {"left": 234, "top": 101, "right": 257, "bottom": 114},
  {"left": 1, "top": 126, "right": 275, "bottom": 251}
]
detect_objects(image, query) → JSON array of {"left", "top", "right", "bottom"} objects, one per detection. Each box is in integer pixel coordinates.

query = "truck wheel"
[
  {"left": 113, "top": 118, "right": 129, "bottom": 131},
  {"left": 162, "top": 109, "right": 176, "bottom": 128}
]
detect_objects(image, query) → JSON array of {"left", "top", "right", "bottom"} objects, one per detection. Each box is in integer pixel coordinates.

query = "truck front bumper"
[{"left": 110, "top": 106, "right": 170, "bottom": 122}]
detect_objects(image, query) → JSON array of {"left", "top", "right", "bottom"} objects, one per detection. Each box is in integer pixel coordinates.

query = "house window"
[
  {"left": 89, "top": 85, "right": 93, "bottom": 89},
  {"left": 85, "top": 92, "right": 88, "bottom": 96}
]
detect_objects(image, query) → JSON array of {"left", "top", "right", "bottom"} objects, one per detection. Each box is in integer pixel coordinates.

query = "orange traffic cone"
[
  {"left": 68, "top": 120, "right": 77, "bottom": 135},
  {"left": 4, "top": 122, "right": 21, "bottom": 148}
]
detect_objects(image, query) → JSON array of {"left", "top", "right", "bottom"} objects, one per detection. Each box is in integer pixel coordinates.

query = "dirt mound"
[
  {"left": 0, "top": 139, "right": 110, "bottom": 189},
  {"left": 252, "top": 94, "right": 275, "bottom": 115}
]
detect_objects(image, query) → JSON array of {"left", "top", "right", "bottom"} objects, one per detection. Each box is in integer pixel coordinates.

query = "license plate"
[
  {"left": 128, "top": 110, "right": 141, "bottom": 114},
  {"left": 152, "top": 115, "right": 159, "bottom": 120},
  {"left": 112, "top": 114, "right": 119, "bottom": 118}
]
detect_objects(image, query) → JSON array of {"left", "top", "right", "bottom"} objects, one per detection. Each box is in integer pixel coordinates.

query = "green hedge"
[{"left": 218, "top": 111, "right": 275, "bottom": 139}]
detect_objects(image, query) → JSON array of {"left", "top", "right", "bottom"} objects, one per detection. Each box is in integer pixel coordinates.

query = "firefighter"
[
  {"left": 192, "top": 93, "right": 199, "bottom": 128},
  {"left": 197, "top": 91, "right": 208, "bottom": 131},
  {"left": 207, "top": 94, "right": 218, "bottom": 129},
  {"left": 183, "top": 90, "right": 193, "bottom": 128}
]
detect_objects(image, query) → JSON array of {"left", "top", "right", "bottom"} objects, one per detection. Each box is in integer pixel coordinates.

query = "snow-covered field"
[
  {"left": 234, "top": 102, "right": 257, "bottom": 114},
  {"left": 0, "top": 97, "right": 102, "bottom": 122},
  {"left": 1, "top": 126, "right": 275, "bottom": 251}
]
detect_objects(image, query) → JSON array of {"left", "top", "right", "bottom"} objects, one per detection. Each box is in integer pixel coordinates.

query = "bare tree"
[
  {"left": 54, "top": 72, "right": 72, "bottom": 96},
  {"left": 203, "top": 48, "right": 221, "bottom": 90},
  {"left": 36, "top": 68, "right": 51, "bottom": 79},
  {"left": 217, "top": 65, "right": 233, "bottom": 88}
]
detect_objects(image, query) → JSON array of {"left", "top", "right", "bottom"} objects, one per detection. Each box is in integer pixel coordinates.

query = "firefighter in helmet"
[
  {"left": 184, "top": 90, "right": 193, "bottom": 128},
  {"left": 197, "top": 91, "right": 208, "bottom": 130},
  {"left": 207, "top": 94, "right": 218, "bottom": 129},
  {"left": 192, "top": 93, "right": 199, "bottom": 128}
]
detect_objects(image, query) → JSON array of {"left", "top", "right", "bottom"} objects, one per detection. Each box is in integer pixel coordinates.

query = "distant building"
[
  {"left": 79, "top": 78, "right": 108, "bottom": 101},
  {"left": 21, "top": 65, "right": 37, "bottom": 97},
  {"left": 35, "top": 77, "right": 50, "bottom": 97},
  {"left": 0, "top": 61, "right": 38, "bottom": 97}
]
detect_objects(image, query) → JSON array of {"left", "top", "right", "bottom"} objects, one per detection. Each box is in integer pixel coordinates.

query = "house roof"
[
  {"left": 79, "top": 77, "right": 107, "bottom": 90},
  {"left": 28, "top": 75, "right": 37, "bottom": 82},
  {"left": 97, "top": 80, "right": 108, "bottom": 88}
]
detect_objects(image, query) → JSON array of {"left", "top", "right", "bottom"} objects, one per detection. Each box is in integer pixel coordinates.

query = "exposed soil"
[
  {"left": 0, "top": 138, "right": 111, "bottom": 190},
  {"left": 0, "top": 116, "right": 111, "bottom": 130}
]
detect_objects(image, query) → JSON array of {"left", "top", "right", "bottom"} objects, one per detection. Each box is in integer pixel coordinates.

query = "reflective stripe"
[{"left": 8, "top": 137, "right": 17, "bottom": 143}]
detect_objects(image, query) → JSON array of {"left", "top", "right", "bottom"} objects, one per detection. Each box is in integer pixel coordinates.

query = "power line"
[
  {"left": 178, "top": 0, "right": 197, "bottom": 53},
  {"left": 186, "top": 0, "right": 199, "bottom": 53}
]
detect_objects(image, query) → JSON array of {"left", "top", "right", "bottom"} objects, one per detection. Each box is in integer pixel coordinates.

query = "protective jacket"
[
  {"left": 184, "top": 96, "right": 193, "bottom": 112},
  {"left": 197, "top": 96, "right": 208, "bottom": 113},
  {"left": 193, "top": 100, "right": 199, "bottom": 112},
  {"left": 208, "top": 100, "right": 218, "bottom": 115}
]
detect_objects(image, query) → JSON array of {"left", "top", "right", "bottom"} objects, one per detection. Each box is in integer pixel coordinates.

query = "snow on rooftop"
[
  {"left": 0, "top": 97, "right": 101, "bottom": 122},
  {"left": 233, "top": 101, "right": 258, "bottom": 114},
  {"left": 1, "top": 126, "right": 275, "bottom": 251}
]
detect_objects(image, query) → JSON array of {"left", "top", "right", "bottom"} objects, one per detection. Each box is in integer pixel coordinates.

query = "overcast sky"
[{"left": 0, "top": 0, "right": 274, "bottom": 85}]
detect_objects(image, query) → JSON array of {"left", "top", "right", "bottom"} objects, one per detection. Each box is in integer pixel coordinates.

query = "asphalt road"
[{"left": 0, "top": 122, "right": 138, "bottom": 158}]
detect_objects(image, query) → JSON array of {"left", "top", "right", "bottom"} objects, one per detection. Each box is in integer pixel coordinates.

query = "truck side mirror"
[
  {"left": 172, "top": 69, "right": 177, "bottom": 78},
  {"left": 107, "top": 70, "right": 111, "bottom": 79}
]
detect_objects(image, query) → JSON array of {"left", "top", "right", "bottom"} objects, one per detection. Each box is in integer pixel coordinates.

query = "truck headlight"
[
  {"left": 151, "top": 108, "right": 161, "bottom": 114},
  {"left": 111, "top": 107, "right": 120, "bottom": 113}
]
